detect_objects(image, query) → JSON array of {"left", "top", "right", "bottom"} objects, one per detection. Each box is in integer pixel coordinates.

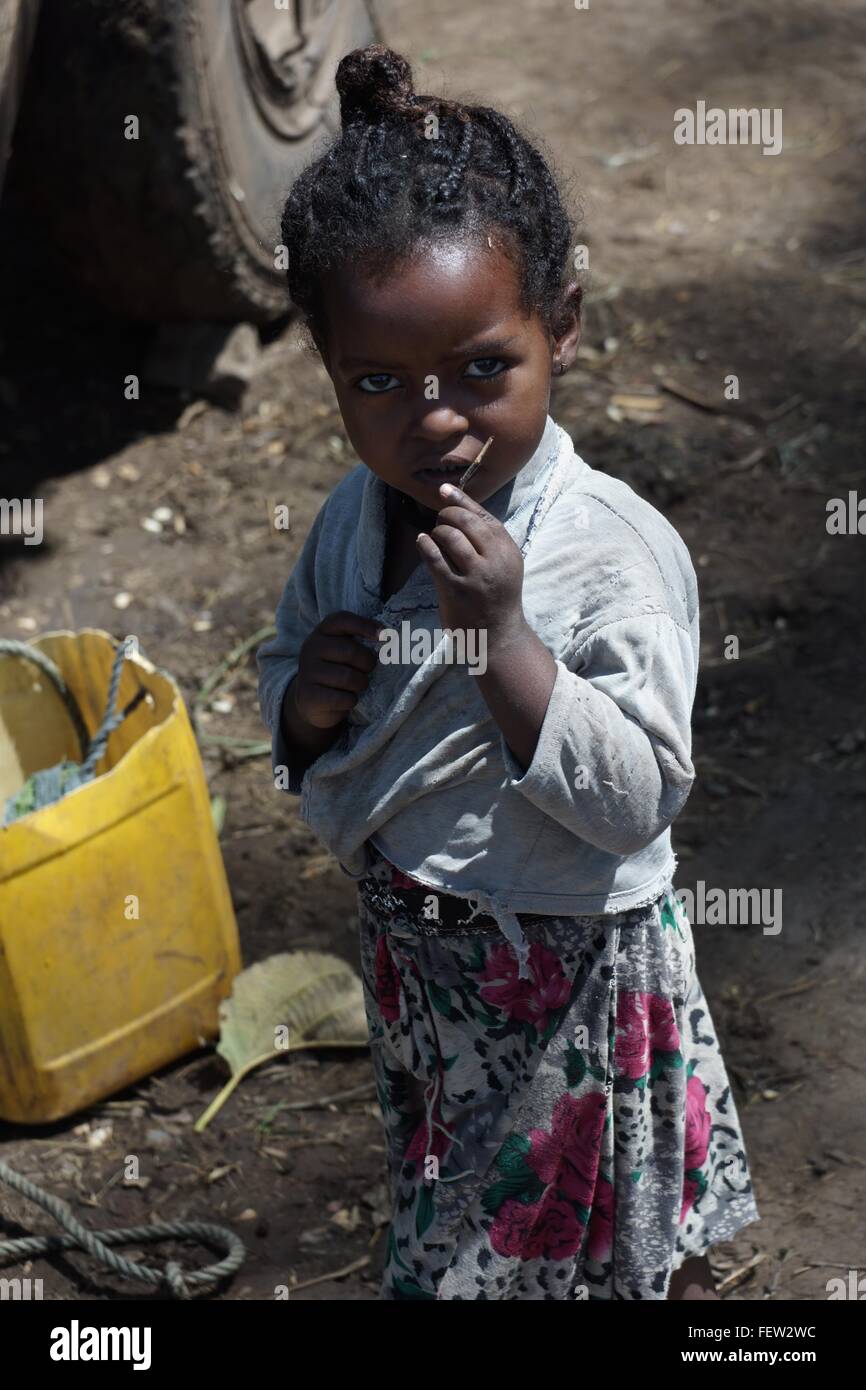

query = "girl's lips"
[{"left": 413, "top": 464, "right": 472, "bottom": 482}]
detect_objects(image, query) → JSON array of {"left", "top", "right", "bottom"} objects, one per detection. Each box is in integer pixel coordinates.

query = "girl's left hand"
[{"left": 415, "top": 483, "right": 527, "bottom": 645}]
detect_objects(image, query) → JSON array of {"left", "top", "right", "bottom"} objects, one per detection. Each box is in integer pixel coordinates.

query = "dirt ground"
[{"left": 1, "top": 0, "right": 864, "bottom": 1301}]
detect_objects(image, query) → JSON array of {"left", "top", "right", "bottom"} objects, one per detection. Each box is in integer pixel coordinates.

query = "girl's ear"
[{"left": 551, "top": 281, "right": 582, "bottom": 374}]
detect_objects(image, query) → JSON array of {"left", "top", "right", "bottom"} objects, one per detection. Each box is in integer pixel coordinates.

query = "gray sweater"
[{"left": 257, "top": 413, "right": 699, "bottom": 978}]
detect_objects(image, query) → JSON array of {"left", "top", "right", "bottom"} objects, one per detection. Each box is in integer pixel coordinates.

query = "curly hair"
[{"left": 279, "top": 44, "right": 580, "bottom": 349}]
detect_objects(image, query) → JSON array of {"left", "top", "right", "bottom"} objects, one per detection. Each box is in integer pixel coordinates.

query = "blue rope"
[
  {"left": 1, "top": 638, "right": 146, "bottom": 825},
  {"left": 79, "top": 640, "right": 130, "bottom": 778}
]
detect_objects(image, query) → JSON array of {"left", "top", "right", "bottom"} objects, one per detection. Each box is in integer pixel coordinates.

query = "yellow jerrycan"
[{"left": 0, "top": 629, "right": 241, "bottom": 1123}]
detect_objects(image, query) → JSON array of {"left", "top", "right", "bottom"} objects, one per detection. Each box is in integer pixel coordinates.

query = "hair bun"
[{"left": 336, "top": 44, "right": 417, "bottom": 127}]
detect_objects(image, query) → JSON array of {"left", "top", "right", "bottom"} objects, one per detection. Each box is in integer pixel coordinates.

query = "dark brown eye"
[
  {"left": 465, "top": 358, "right": 508, "bottom": 378},
  {"left": 357, "top": 373, "right": 400, "bottom": 393}
]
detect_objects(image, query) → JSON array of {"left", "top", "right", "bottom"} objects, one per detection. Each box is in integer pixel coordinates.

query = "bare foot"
[{"left": 667, "top": 1254, "right": 720, "bottom": 1300}]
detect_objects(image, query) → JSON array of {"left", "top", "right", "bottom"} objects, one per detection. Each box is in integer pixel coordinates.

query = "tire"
[{"left": 9, "top": 0, "right": 379, "bottom": 322}]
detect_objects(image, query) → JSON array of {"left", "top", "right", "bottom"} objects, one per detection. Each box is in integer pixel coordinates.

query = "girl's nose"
[{"left": 414, "top": 404, "right": 471, "bottom": 440}]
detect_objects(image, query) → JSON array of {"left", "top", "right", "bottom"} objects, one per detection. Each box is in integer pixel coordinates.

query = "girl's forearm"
[{"left": 472, "top": 621, "right": 558, "bottom": 774}]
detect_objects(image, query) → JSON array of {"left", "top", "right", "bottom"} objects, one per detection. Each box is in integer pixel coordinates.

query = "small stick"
[
  {"left": 716, "top": 1251, "right": 767, "bottom": 1294},
  {"left": 458, "top": 435, "right": 494, "bottom": 490}
]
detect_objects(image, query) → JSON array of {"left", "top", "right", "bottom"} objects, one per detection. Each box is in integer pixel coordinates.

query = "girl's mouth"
[{"left": 413, "top": 464, "right": 473, "bottom": 485}]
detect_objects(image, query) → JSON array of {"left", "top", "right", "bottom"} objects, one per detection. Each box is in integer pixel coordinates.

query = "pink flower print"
[
  {"left": 586, "top": 1172, "right": 615, "bottom": 1261},
  {"left": 649, "top": 994, "right": 681, "bottom": 1054},
  {"left": 375, "top": 934, "right": 402, "bottom": 1023},
  {"left": 525, "top": 1193, "right": 585, "bottom": 1260},
  {"left": 479, "top": 942, "right": 570, "bottom": 1033},
  {"left": 680, "top": 1071, "right": 712, "bottom": 1222},
  {"left": 489, "top": 1197, "right": 541, "bottom": 1258},
  {"left": 527, "top": 1091, "right": 607, "bottom": 1210},
  {"left": 614, "top": 991, "right": 681, "bottom": 1080},
  {"left": 490, "top": 1193, "right": 584, "bottom": 1261},
  {"left": 614, "top": 991, "right": 652, "bottom": 1080}
]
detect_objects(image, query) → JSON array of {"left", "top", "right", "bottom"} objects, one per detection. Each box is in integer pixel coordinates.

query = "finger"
[
  {"left": 436, "top": 482, "right": 497, "bottom": 524},
  {"left": 424, "top": 522, "right": 480, "bottom": 574},
  {"left": 314, "top": 634, "right": 378, "bottom": 673},
  {"left": 319, "top": 611, "right": 383, "bottom": 643},
  {"left": 305, "top": 684, "right": 360, "bottom": 718},
  {"left": 430, "top": 506, "right": 492, "bottom": 557},
  {"left": 308, "top": 658, "right": 371, "bottom": 693},
  {"left": 435, "top": 496, "right": 497, "bottom": 552},
  {"left": 416, "top": 531, "right": 463, "bottom": 579}
]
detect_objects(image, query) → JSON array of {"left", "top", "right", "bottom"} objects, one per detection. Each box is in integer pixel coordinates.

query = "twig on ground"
[
  {"left": 287, "top": 1255, "right": 371, "bottom": 1293},
  {"left": 716, "top": 1251, "right": 767, "bottom": 1294},
  {"left": 755, "top": 976, "right": 837, "bottom": 1005}
]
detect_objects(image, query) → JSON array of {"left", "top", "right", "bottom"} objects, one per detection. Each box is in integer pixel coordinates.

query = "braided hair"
[{"left": 280, "top": 44, "right": 580, "bottom": 348}]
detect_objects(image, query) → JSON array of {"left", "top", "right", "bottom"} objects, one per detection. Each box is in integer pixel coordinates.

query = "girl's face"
[{"left": 314, "top": 236, "right": 580, "bottom": 513}]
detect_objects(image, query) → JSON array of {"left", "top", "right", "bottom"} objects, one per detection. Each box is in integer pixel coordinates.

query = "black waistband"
[
  {"left": 358, "top": 844, "right": 668, "bottom": 935},
  {"left": 358, "top": 870, "right": 504, "bottom": 933}
]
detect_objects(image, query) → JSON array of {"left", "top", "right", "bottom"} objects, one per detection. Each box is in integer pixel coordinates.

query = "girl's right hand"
[{"left": 293, "top": 611, "right": 383, "bottom": 729}]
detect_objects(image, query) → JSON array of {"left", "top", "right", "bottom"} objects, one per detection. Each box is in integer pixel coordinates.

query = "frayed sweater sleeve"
[
  {"left": 256, "top": 504, "right": 326, "bottom": 795},
  {"left": 497, "top": 610, "right": 698, "bottom": 855}
]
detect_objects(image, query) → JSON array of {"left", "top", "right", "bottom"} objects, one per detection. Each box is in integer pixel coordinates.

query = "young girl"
[{"left": 257, "top": 44, "right": 759, "bottom": 1301}]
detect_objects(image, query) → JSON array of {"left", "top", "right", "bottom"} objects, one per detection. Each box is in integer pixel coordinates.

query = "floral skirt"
[{"left": 356, "top": 845, "right": 760, "bottom": 1300}]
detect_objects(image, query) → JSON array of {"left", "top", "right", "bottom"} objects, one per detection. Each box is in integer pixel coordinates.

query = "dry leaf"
[{"left": 195, "top": 952, "right": 368, "bottom": 1132}]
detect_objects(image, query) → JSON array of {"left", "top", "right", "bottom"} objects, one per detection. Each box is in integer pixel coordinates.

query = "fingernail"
[{"left": 439, "top": 483, "right": 459, "bottom": 496}]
